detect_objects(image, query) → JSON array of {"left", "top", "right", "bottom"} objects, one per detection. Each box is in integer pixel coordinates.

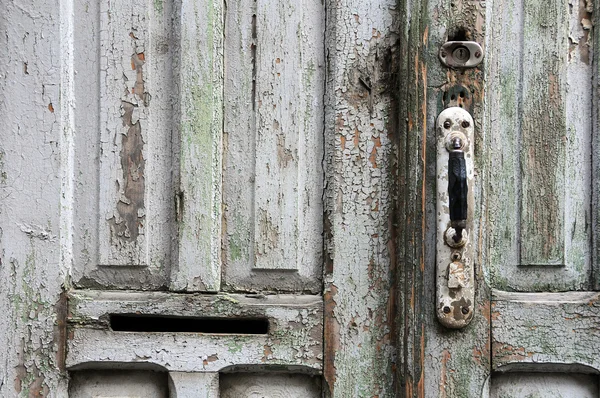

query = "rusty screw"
[
  {"left": 443, "top": 306, "right": 451, "bottom": 314},
  {"left": 475, "top": 51, "right": 481, "bottom": 58},
  {"left": 451, "top": 252, "right": 461, "bottom": 261},
  {"left": 443, "top": 119, "right": 451, "bottom": 129},
  {"left": 440, "top": 50, "right": 447, "bottom": 58},
  {"left": 461, "top": 120, "right": 470, "bottom": 128},
  {"left": 461, "top": 306, "right": 469, "bottom": 315}
]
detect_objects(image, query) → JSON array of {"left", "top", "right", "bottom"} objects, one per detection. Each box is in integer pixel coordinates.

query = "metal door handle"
[
  {"left": 436, "top": 107, "right": 475, "bottom": 329},
  {"left": 448, "top": 138, "right": 467, "bottom": 244}
]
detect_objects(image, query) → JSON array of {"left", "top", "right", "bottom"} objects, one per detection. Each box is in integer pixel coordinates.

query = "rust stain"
[{"left": 47, "top": 103, "right": 54, "bottom": 113}]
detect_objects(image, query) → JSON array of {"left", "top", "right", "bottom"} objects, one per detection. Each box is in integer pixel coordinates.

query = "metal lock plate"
[
  {"left": 436, "top": 107, "right": 475, "bottom": 329},
  {"left": 439, "top": 41, "right": 483, "bottom": 69}
]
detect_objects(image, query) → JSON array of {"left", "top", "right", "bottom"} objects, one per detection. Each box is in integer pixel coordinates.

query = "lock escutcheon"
[{"left": 439, "top": 41, "right": 484, "bottom": 69}]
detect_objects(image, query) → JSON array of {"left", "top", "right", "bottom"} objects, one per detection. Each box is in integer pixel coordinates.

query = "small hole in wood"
[
  {"left": 110, "top": 314, "right": 269, "bottom": 335},
  {"left": 459, "top": 91, "right": 465, "bottom": 98}
]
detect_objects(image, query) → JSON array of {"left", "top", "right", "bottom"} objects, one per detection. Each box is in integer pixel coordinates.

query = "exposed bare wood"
[{"left": 492, "top": 290, "right": 600, "bottom": 372}]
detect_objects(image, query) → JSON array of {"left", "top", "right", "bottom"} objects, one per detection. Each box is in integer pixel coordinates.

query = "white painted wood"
[
  {"left": 222, "top": 0, "right": 324, "bottom": 290},
  {"left": 0, "top": 0, "right": 70, "bottom": 395},
  {"left": 490, "top": 373, "right": 598, "bottom": 398},
  {"left": 69, "top": 370, "right": 168, "bottom": 397},
  {"left": 66, "top": 291, "right": 322, "bottom": 373},
  {"left": 172, "top": 0, "right": 223, "bottom": 292},
  {"left": 72, "top": 0, "right": 174, "bottom": 288},
  {"left": 492, "top": 290, "right": 600, "bottom": 372},
  {"left": 482, "top": 0, "right": 593, "bottom": 290},
  {"left": 322, "top": 0, "right": 399, "bottom": 394},
  {"left": 168, "top": 372, "right": 219, "bottom": 398},
  {"left": 220, "top": 373, "right": 321, "bottom": 398}
]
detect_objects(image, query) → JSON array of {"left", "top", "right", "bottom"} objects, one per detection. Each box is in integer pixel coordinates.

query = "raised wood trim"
[
  {"left": 492, "top": 290, "right": 600, "bottom": 373},
  {"left": 67, "top": 290, "right": 322, "bottom": 373}
]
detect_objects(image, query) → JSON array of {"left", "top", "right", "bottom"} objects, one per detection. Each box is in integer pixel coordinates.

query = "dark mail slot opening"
[{"left": 109, "top": 314, "right": 269, "bottom": 335}]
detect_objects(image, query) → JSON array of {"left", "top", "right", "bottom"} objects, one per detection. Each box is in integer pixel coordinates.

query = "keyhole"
[{"left": 452, "top": 46, "right": 470, "bottom": 63}]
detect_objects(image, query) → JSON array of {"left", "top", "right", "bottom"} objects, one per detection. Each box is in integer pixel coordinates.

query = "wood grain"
[
  {"left": 483, "top": 0, "right": 593, "bottom": 290},
  {"left": 492, "top": 290, "right": 600, "bottom": 372},
  {"left": 67, "top": 290, "right": 323, "bottom": 373},
  {"left": 72, "top": 0, "right": 175, "bottom": 289},
  {"left": 220, "top": 373, "right": 321, "bottom": 398},
  {"left": 171, "top": 0, "right": 223, "bottom": 292},
  {"left": 322, "top": 0, "right": 399, "bottom": 395},
  {"left": 222, "top": 0, "right": 324, "bottom": 291}
]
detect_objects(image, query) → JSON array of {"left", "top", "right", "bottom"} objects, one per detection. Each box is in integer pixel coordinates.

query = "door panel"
[
  {"left": 484, "top": 0, "right": 594, "bottom": 291},
  {"left": 72, "top": 0, "right": 176, "bottom": 289},
  {"left": 222, "top": 0, "right": 324, "bottom": 292}
]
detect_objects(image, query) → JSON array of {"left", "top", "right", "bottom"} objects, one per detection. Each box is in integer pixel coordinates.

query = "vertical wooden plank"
[
  {"left": 519, "top": 0, "right": 569, "bottom": 266},
  {"left": 170, "top": 0, "right": 223, "bottom": 292},
  {"left": 223, "top": 0, "right": 324, "bottom": 291},
  {"left": 169, "top": 372, "right": 219, "bottom": 398},
  {"left": 484, "top": 0, "right": 592, "bottom": 291},
  {"left": 322, "top": 0, "right": 399, "bottom": 396},
  {"left": 398, "top": 0, "right": 491, "bottom": 396},
  {"left": 220, "top": 374, "right": 321, "bottom": 397},
  {"left": 0, "top": 0, "right": 70, "bottom": 394},
  {"left": 72, "top": 0, "right": 175, "bottom": 289},
  {"left": 593, "top": 0, "right": 600, "bottom": 290}
]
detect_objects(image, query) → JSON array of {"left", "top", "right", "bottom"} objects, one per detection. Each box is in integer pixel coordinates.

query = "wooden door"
[
  {"left": 0, "top": 0, "right": 399, "bottom": 396},
  {"left": 399, "top": 0, "right": 600, "bottom": 396}
]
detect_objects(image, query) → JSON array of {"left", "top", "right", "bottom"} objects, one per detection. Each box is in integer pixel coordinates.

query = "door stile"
[
  {"left": 397, "top": 0, "right": 492, "bottom": 396},
  {"left": 322, "top": 0, "right": 400, "bottom": 396}
]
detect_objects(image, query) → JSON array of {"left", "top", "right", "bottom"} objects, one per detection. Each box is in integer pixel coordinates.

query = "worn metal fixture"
[
  {"left": 436, "top": 107, "right": 475, "bottom": 329},
  {"left": 439, "top": 41, "right": 484, "bottom": 69}
]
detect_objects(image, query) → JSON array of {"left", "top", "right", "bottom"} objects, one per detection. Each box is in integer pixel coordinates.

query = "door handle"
[
  {"left": 448, "top": 137, "right": 467, "bottom": 245},
  {"left": 436, "top": 107, "right": 474, "bottom": 329}
]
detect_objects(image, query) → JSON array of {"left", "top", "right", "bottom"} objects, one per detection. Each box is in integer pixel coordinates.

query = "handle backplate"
[{"left": 436, "top": 107, "right": 475, "bottom": 329}]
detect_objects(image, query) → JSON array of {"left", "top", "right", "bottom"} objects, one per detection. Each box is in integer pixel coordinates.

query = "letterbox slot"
[{"left": 109, "top": 314, "right": 269, "bottom": 334}]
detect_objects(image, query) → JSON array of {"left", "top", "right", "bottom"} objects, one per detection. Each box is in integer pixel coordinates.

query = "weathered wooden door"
[
  {"left": 1, "top": 0, "right": 399, "bottom": 396},
  {"left": 399, "top": 0, "right": 600, "bottom": 396}
]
